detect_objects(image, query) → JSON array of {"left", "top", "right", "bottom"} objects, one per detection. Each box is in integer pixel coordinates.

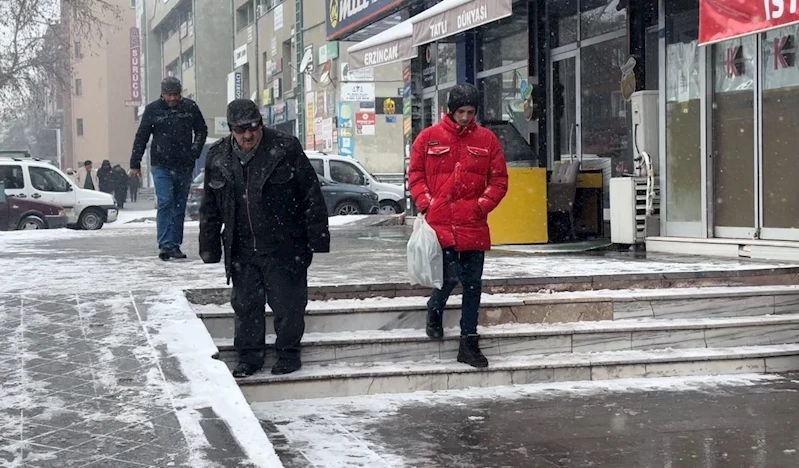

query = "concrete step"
[
  {"left": 195, "top": 285, "right": 799, "bottom": 339},
  {"left": 235, "top": 344, "right": 799, "bottom": 401},
  {"left": 214, "top": 314, "right": 799, "bottom": 367},
  {"left": 184, "top": 266, "right": 799, "bottom": 302}
]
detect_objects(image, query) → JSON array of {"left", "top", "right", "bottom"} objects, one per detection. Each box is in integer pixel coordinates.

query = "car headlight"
[{"left": 58, "top": 209, "right": 66, "bottom": 216}]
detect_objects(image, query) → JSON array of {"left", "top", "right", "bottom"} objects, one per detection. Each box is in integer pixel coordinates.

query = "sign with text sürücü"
[
  {"left": 128, "top": 28, "right": 142, "bottom": 107},
  {"left": 700, "top": 0, "right": 799, "bottom": 45}
]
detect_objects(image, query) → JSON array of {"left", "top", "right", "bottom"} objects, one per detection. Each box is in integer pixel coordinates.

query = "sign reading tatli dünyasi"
[{"left": 700, "top": 0, "right": 799, "bottom": 45}]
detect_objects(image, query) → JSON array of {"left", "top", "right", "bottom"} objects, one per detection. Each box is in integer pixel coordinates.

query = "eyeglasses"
[{"left": 231, "top": 123, "right": 262, "bottom": 134}]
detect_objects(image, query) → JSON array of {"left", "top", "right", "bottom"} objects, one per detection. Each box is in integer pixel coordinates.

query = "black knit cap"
[
  {"left": 447, "top": 83, "right": 480, "bottom": 113},
  {"left": 161, "top": 76, "right": 182, "bottom": 94},
  {"left": 227, "top": 99, "right": 262, "bottom": 127}
]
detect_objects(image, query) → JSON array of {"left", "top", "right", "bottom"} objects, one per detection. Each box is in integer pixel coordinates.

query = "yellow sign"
[
  {"left": 329, "top": 0, "right": 338, "bottom": 28},
  {"left": 382, "top": 98, "right": 396, "bottom": 114},
  {"left": 262, "top": 88, "right": 273, "bottom": 106}
]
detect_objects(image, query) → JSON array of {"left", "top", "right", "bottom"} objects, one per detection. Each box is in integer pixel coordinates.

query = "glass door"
[
  {"left": 422, "top": 92, "right": 437, "bottom": 129},
  {"left": 549, "top": 51, "right": 580, "bottom": 166}
]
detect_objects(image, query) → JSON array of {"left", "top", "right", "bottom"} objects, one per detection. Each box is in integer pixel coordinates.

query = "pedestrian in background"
[
  {"left": 128, "top": 170, "right": 140, "bottom": 203},
  {"left": 112, "top": 164, "right": 129, "bottom": 209},
  {"left": 97, "top": 160, "right": 113, "bottom": 194},
  {"left": 75, "top": 160, "right": 100, "bottom": 191},
  {"left": 408, "top": 83, "right": 508, "bottom": 368},
  {"left": 130, "top": 76, "right": 208, "bottom": 261},
  {"left": 199, "top": 99, "right": 329, "bottom": 378}
]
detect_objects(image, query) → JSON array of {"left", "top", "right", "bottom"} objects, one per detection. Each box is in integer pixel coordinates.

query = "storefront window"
[
  {"left": 664, "top": 0, "right": 701, "bottom": 223},
  {"left": 477, "top": 67, "right": 528, "bottom": 139},
  {"left": 580, "top": 0, "right": 626, "bottom": 39},
  {"left": 580, "top": 36, "right": 629, "bottom": 176},
  {"left": 547, "top": 0, "right": 578, "bottom": 47},
  {"left": 478, "top": 1, "right": 528, "bottom": 71},
  {"left": 437, "top": 43, "right": 457, "bottom": 85},
  {"left": 761, "top": 25, "right": 799, "bottom": 230},
  {"left": 712, "top": 36, "right": 756, "bottom": 229}
]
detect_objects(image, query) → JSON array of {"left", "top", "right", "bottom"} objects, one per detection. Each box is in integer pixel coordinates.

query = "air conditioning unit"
[{"left": 610, "top": 177, "right": 660, "bottom": 245}]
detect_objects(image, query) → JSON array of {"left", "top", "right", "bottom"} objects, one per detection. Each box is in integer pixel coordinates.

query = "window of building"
[
  {"left": 664, "top": 0, "right": 701, "bottom": 224},
  {"left": 130, "top": 0, "right": 136, "bottom": 8},
  {"left": 330, "top": 161, "right": 365, "bottom": 185},
  {"left": 30, "top": 167, "right": 70, "bottom": 193},
  {"left": 478, "top": 1, "right": 528, "bottom": 72},
  {"left": 437, "top": 43, "right": 457, "bottom": 85},
  {"left": 74, "top": 79, "right": 82, "bottom": 96},
  {"left": 236, "top": 1, "right": 254, "bottom": 31},
  {"left": 580, "top": 0, "right": 626, "bottom": 40},
  {"left": 76, "top": 118, "right": 84, "bottom": 137},
  {"left": 283, "top": 40, "right": 292, "bottom": 94},
  {"left": 181, "top": 47, "right": 195, "bottom": 70},
  {"left": 0, "top": 165, "right": 25, "bottom": 189},
  {"left": 74, "top": 41, "right": 82, "bottom": 58}
]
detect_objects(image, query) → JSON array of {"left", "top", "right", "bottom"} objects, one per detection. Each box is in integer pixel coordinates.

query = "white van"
[
  {"left": 0, "top": 157, "right": 118, "bottom": 230},
  {"left": 305, "top": 152, "right": 405, "bottom": 214}
]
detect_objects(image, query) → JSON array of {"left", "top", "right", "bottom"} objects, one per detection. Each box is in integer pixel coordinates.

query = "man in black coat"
[
  {"left": 199, "top": 99, "right": 329, "bottom": 377},
  {"left": 130, "top": 77, "right": 208, "bottom": 261}
]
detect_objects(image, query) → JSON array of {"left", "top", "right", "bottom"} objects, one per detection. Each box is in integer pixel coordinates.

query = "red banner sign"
[
  {"left": 129, "top": 27, "right": 142, "bottom": 107},
  {"left": 700, "top": 0, "right": 799, "bottom": 45}
]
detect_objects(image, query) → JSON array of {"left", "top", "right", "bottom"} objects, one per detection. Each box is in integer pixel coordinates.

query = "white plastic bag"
[{"left": 407, "top": 215, "right": 444, "bottom": 289}]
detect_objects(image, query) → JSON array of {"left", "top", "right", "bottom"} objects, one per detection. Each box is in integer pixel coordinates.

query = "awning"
[
  {"left": 347, "top": 21, "right": 416, "bottom": 70},
  {"left": 699, "top": 0, "right": 799, "bottom": 45},
  {"left": 411, "top": 0, "right": 512, "bottom": 46},
  {"left": 347, "top": 0, "right": 512, "bottom": 70}
]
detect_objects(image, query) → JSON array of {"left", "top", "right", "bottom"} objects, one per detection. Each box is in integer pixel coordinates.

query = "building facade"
[
  {"left": 57, "top": 0, "right": 140, "bottom": 171},
  {"left": 138, "top": 0, "right": 233, "bottom": 139}
]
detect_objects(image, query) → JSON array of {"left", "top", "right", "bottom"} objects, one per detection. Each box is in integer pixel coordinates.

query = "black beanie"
[
  {"left": 447, "top": 83, "right": 480, "bottom": 113},
  {"left": 161, "top": 76, "right": 182, "bottom": 94},
  {"left": 227, "top": 99, "right": 262, "bottom": 127}
]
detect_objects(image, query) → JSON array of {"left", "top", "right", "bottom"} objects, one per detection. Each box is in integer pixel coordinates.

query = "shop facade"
[{"left": 656, "top": 0, "right": 799, "bottom": 250}]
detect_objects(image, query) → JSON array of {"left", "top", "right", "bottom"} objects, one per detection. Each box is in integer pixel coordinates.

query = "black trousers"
[
  {"left": 427, "top": 248, "right": 485, "bottom": 336},
  {"left": 230, "top": 254, "right": 308, "bottom": 366}
]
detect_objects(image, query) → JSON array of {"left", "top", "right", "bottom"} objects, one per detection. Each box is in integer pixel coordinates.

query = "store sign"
[
  {"left": 318, "top": 42, "right": 340, "bottom": 65},
  {"left": 341, "top": 82, "right": 375, "bottom": 101},
  {"left": 234, "top": 44, "right": 248, "bottom": 68},
  {"left": 129, "top": 28, "right": 142, "bottom": 107},
  {"left": 349, "top": 36, "right": 416, "bottom": 70},
  {"left": 273, "top": 103, "right": 287, "bottom": 124},
  {"left": 412, "top": 0, "right": 513, "bottom": 46},
  {"left": 355, "top": 111, "right": 375, "bottom": 126},
  {"left": 341, "top": 63, "right": 375, "bottom": 81},
  {"left": 375, "top": 97, "right": 403, "bottom": 114},
  {"left": 699, "top": 0, "right": 799, "bottom": 45},
  {"left": 326, "top": 0, "right": 406, "bottom": 40}
]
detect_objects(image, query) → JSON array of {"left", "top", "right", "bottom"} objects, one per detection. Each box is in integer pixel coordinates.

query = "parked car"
[
  {"left": 186, "top": 172, "right": 379, "bottom": 220},
  {"left": 0, "top": 156, "right": 118, "bottom": 230},
  {"left": 0, "top": 181, "right": 69, "bottom": 230},
  {"left": 306, "top": 152, "right": 405, "bottom": 215}
]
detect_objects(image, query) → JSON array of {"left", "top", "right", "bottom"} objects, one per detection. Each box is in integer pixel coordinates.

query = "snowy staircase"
[{"left": 192, "top": 285, "right": 799, "bottom": 402}]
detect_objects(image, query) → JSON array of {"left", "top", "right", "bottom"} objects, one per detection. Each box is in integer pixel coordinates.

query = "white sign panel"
[
  {"left": 340, "top": 83, "right": 376, "bottom": 102},
  {"left": 341, "top": 63, "right": 374, "bottom": 82},
  {"left": 247, "top": 25, "right": 253, "bottom": 44},
  {"left": 274, "top": 4, "right": 284, "bottom": 30},
  {"left": 271, "top": 36, "right": 278, "bottom": 56},
  {"left": 227, "top": 71, "right": 242, "bottom": 103},
  {"left": 234, "top": 44, "right": 248, "bottom": 68}
]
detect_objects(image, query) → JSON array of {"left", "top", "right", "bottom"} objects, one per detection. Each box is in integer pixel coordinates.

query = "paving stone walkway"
[{"left": 0, "top": 292, "right": 258, "bottom": 468}]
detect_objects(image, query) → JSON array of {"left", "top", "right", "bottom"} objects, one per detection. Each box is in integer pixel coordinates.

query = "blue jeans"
[
  {"left": 428, "top": 248, "right": 485, "bottom": 336},
  {"left": 151, "top": 166, "right": 192, "bottom": 251}
]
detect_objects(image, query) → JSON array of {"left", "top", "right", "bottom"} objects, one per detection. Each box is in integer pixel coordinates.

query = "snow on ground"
[{"left": 251, "top": 374, "right": 785, "bottom": 468}]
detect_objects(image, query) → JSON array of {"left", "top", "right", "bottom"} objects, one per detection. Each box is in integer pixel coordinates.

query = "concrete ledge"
[
  {"left": 184, "top": 266, "right": 799, "bottom": 304},
  {"left": 236, "top": 345, "right": 799, "bottom": 401}
]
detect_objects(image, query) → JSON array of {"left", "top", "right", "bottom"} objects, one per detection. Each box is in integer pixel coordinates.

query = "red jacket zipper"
[{"left": 245, "top": 164, "right": 258, "bottom": 252}]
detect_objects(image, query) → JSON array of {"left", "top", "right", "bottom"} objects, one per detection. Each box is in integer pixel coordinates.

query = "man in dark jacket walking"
[
  {"left": 199, "top": 99, "right": 329, "bottom": 378},
  {"left": 408, "top": 83, "right": 508, "bottom": 368},
  {"left": 130, "top": 76, "right": 208, "bottom": 261}
]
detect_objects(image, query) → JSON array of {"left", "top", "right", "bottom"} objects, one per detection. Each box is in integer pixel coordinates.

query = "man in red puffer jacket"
[{"left": 408, "top": 83, "right": 508, "bottom": 368}]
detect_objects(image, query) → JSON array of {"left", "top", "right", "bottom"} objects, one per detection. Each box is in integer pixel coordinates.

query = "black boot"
[
  {"left": 457, "top": 335, "right": 488, "bottom": 368},
  {"left": 271, "top": 358, "right": 302, "bottom": 375},
  {"left": 158, "top": 248, "right": 172, "bottom": 261},
  {"left": 232, "top": 362, "right": 261, "bottom": 378},
  {"left": 426, "top": 309, "right": 444, "bottom": 339},
  {"left": 170, "top": 248, "right": 187, "bottom": 259}
]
